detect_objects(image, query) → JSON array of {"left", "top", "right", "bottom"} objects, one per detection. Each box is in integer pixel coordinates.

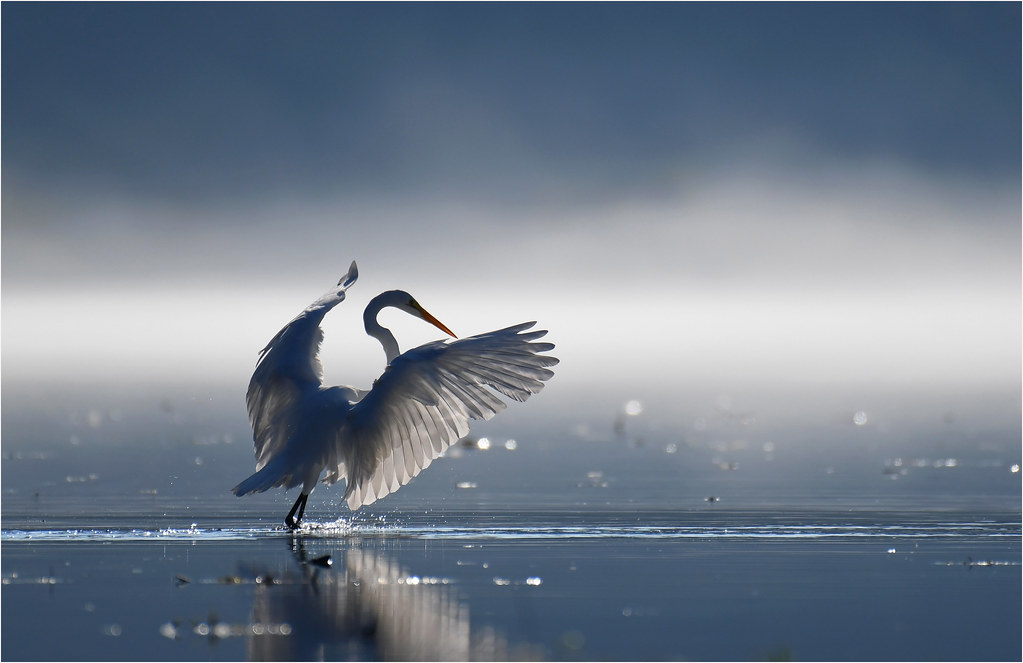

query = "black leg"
[{"left": 285, "top": 492, "right": 308, "bottom": 530}]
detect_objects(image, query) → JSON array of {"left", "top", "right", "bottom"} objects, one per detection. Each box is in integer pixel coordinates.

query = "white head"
[{"left": 364, "top": 290, "right": 456, "bottom": 363}]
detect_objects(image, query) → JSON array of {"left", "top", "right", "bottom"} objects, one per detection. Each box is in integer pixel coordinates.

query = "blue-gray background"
[
  {"left": 3, "top": 5, "right": 1021, "bottom": 662},
  {"left": 3, "top": 2, "right": 1020, "bottom": 405}
]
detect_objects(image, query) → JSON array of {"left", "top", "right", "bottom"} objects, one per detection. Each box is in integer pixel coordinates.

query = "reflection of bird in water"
[
  {"left": 245, "top": 539, "right": 539, "bottom": 661},
  {"left": 233, "top": 261, "right": 558, "bottom": 528}
]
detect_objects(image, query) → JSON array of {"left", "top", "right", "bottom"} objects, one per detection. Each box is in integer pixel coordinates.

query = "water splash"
[{"left": 2, "top": 520, "right": 1017, "bottom": 543}]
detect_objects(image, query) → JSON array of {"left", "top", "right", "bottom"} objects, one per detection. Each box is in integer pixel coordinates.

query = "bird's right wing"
[
  {"left": 247, "top": 261, "right": 359, "bottom": 470},
  {"left": 327, "top": 322, "right": 558, "bottom": 510}
]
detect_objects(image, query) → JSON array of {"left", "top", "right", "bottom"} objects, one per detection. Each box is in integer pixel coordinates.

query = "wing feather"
[
  {"left": 333, "top": 322, "right": 558, "bottom": 510},
  {"left": 244, "top": 264, "right": 359, "bottom": 473}
]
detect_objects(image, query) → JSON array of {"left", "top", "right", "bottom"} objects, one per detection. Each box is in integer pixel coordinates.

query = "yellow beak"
[{"left": 413, "top": 301, "right": 457, "bottom": 339}]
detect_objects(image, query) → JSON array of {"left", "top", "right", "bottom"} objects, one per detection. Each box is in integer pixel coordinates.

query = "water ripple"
[{"left": 2, "top": 520, "right": 1018, "bottom": 543}]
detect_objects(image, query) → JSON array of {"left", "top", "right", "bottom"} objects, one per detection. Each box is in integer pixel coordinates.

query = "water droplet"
[
  {"left": 852, "top": 411, "right": 868, "bottom": 426},
  {"left": 504, "top": 439, "right": 517, "bottom": 451},
  {"left": 624, "top": 400, "right": 643, "bottom": 416},
  {"left": 1010, "top": 464, "right": 1020, "bottom": 473},
  {"left": 476, "top": 437, "right": 491, "bottom": 450},
  {"left": 526, "top": 576, "right": 542, "bottom": 586}
]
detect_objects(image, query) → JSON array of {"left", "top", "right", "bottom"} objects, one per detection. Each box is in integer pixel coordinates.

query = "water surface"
[{"left": 3, "top": 384, "right": 1020, "bottom": 660}]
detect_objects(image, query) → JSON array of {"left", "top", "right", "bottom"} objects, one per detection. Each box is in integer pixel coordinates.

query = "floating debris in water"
[
  {"left": 704, "top": 496, "right": 720, "bottom": 503},
  {"left": 309, "top": 554, "right": 333, "bottom": 568}
]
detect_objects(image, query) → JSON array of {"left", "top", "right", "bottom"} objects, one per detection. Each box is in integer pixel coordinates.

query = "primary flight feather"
[{"left": 233, "top": 261, "right": 559, "bottom": 528}]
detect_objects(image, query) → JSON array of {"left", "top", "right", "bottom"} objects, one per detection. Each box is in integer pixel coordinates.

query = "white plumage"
[{"left": 233, "top": 261, "right": 558, "bottom": 527}]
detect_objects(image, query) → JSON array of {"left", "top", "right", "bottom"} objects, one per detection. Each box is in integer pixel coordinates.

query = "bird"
[{"left": 232, "top": 261, "right": 558, "bottom": 529}]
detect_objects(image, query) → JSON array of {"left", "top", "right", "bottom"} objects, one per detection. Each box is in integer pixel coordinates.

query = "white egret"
[{"left": 233, "top": 261, "right": 558, "bottom": 528}]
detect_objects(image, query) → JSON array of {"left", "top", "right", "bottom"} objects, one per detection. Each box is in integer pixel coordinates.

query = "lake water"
[{"left": 2, "top": 382, "right": 1020, "bottom": 661}]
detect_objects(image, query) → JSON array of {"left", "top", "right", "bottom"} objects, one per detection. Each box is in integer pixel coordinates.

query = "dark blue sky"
[{"left": 3, "top": 2, "right": 1019, "bottom": 203}]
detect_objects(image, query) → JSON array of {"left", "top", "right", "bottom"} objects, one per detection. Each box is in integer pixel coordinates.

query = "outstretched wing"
[
  {"left": 327, "top": 322, "right": 558, "bottom": 510},
  {"left": 247, "top": 261, "right": 359, "bottom": 470}
]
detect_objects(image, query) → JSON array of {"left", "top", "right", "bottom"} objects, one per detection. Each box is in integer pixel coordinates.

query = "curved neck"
[{"left": 364, "top": 296, "right": 401, "bottom": 364}]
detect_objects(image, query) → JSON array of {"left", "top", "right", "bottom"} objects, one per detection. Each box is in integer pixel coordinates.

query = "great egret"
[{"left": 233, "top": 261, "right": 558, "bottom": 528}]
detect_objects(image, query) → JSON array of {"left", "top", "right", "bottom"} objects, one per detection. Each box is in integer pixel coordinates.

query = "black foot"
[{"left": 285, "top": 493, "right": 308, "bottom": 530}]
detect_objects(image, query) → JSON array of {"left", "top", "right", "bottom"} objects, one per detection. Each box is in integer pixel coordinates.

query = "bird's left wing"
[
  {"left": 247, "top": 261, "right": 359, "bottom": 470},
  {"left": 326, "top": 322, "right": 558, "bottom": 510}
]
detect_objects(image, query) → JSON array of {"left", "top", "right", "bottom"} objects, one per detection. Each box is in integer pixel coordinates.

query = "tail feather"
[{"left": 233, "top": 455, "right": 292, "bottom": 496}]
